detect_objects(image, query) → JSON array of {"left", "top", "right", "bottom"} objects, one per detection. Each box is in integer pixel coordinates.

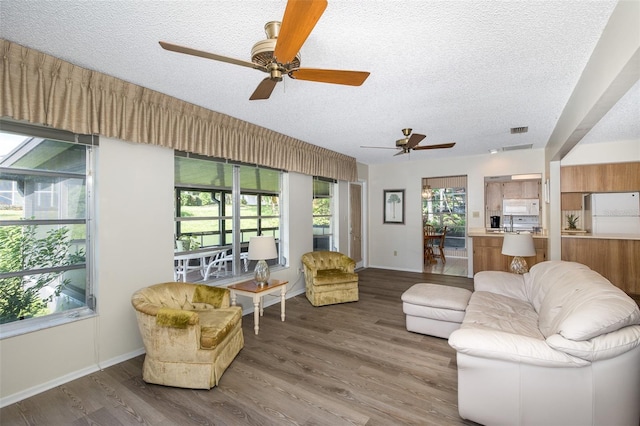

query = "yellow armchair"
[
  {"left": 301, "top": 251, "right": 359, "bottom": 307},
  {"left": 131, "top": 282, "right": 244, "bottom": 389}
]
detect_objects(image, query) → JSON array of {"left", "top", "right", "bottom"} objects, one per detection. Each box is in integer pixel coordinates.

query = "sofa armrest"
[
  {"left": 546, "top": 325, "right": 640, "bottom": 362},
  {"left": 473, "top": 270, "right": 527, "bottom": 301},
  {"left": 448, "top": 328, "right": 590, "bottom": 367},
  {"left": 339, "top": 256, "right": 355, "bottom": 273},
  {"left": 301, "top": 256, "right": 318, "bottom": 277}
]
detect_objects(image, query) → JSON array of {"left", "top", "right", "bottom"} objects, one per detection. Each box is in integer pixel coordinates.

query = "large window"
[
  {"left": 0, "top": 121, "right": 94, "bottom": 335},
  {"left": 175, "top": 154, "right": 282, "bottom": 278},
  {"left": 422, "top": 176, "right": 467, "bottom": 251},
  {"left": 313, "top": 177, "right": 335, "bottom": 251}
]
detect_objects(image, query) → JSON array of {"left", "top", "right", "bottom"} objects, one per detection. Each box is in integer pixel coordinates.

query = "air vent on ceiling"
[
  {"left": 510, "top": 126, "right": 529, "bottom": 134},
  {"left": 502, "top": 144, "right": 533, "bottom": 151}
]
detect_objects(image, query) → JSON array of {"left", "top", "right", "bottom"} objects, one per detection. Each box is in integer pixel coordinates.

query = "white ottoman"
[{"left": 401, "top": 283, "right": 472, "bottom": 338}]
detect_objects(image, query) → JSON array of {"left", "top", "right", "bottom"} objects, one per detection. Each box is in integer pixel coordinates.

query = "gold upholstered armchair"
[
  {"left": 301, "top": 251, "right": 359, "bottom": 307},
  {"left": 131, "top": 282, "right": 244, "bottom": 389}
]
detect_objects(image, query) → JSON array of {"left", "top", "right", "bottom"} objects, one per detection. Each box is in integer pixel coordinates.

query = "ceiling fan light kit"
[{"left": 159, "top": 0, "right": 369, "bottom": 100}]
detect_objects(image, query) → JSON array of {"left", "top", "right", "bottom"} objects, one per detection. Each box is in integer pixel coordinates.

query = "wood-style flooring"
[
  {"left": 423, "top": 257, "right": 468, "bottom": 277},
  {"left": 0, "top": 268, "right": 479, "bottom": 426}
]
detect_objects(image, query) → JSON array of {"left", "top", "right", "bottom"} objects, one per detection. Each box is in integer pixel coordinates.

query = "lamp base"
[
  {"left": 254, "top": 259, "right": 270, "bottom": 286},
  {"left": 509, "top": 256, "right": 529, "bottom": 274}
]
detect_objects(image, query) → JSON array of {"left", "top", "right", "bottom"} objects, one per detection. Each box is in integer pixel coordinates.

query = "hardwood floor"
[
  {"left": 423, "top": 257, "right": 468, "bottom": 277},
  {"left": 1, "top": 268, "right": 478, "bottom": 426}
]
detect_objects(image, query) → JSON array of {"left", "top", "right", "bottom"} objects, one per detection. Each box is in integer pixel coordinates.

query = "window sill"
[{"left": 0, "top": 308, "right": 96, "bottom": 340}]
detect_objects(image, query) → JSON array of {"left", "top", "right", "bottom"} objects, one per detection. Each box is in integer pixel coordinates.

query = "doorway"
[
  {"left": 422, "top": 175, "right": 468, "bottom": 277},
  {"left": 349, "top": 182, "right": 365, "bottom": 269}
]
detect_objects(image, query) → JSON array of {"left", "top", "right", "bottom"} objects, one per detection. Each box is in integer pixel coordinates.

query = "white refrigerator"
[{"left": 589, "top": 192, "right": 640, "bottom": 234}]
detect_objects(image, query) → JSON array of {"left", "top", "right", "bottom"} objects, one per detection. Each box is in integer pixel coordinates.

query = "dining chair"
[
  {"left": 202, "top": 250, "right": 229, "bottom": 280},
  {"left": 432, "top": 226, "right": 447, "bottom": 263},
  {"left": 221, "top": 251, "right": 250, "bottom": 272},
  {"left": 424, "top": 225, "right": 436, "bottom": 264}
]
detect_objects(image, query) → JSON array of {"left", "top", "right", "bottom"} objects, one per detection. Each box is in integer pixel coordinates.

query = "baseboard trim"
[{"left": 0, "top": 347, "right": 145, "bottom": 408}]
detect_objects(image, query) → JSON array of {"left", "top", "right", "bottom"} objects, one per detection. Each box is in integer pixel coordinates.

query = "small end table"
[{"left": 227, "top": 279, "right": 288, "bottom": 335}]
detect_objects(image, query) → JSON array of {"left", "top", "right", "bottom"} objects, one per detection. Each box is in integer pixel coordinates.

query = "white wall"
[
  {"left": 561, "top": 139, "right": 640, "bottom": 165},
  {"left": 367, "top": 149, "right": 545, "bottom": 274},
  {"left": 0, "top": 139, "right": 315, "bottom": 405},
  {"left": 1, "top": 137, "right": 174, "bottom": 404}
]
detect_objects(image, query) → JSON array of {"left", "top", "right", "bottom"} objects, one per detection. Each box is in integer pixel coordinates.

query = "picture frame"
[{"left": 383, "top": 189, "right": 405, "bottom": 224}]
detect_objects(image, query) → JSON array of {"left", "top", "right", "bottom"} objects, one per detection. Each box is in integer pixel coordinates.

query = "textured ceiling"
[{"left": 1, "top": 0, "right": 636, "bottom": 165}]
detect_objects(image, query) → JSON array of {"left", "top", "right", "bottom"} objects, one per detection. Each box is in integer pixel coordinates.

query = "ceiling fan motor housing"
[{"left": 251, "top": 21, "right": 301, "bottom": 70}]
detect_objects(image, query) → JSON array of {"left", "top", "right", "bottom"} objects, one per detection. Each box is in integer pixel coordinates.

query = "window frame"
[
  {"left": 312, "top": 176, "right": 336, "bottom": 252},
  {"left": 422, "top": 186, "right": 467, "bottom": 250},
  {"left": 174, "top": 154, "right": 283, "bottom": 279},
  {"left": 0, "top": 120, "right": 96, "bottom": 339}
]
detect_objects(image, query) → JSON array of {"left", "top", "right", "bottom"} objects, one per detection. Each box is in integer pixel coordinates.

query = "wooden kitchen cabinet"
[
  {"left": 561, "top": 193, "right": 583, "bottom": 210},
  {"left": 485, "top": 182, "right": 503, "bottom": 211},
  {"left": 502, "top": 181, "right": 540, "bottom": 199},
  {"left": 472, "top": 235, "right": 547, "bottom": 274},
  {"left": 562, "top": 236, "right": 639, "bottom": 302},
  {"left": 561, "top": 162, "right": 640, "bottom": 192},
  {"left": 485, "top": 179, "right": 541, "bottom": 219}
]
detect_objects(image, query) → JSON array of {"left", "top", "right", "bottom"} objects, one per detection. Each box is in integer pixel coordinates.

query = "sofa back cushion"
[
  {"left": 531, "top": 262, "right": 640, "bottom": 340},
  {"left": 524, "top": 261, "right": 590, "bottom": 313}
]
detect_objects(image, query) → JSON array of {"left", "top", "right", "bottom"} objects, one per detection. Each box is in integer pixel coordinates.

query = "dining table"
[{"left": 174, "top": 248, "right": 226, "bottom": 282}]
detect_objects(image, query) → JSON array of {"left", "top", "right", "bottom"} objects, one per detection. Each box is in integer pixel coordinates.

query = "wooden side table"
[{"left": 227, "top": 279, "right": 288, "bottom": 335}]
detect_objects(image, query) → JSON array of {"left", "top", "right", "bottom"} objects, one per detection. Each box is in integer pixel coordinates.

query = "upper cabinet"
[
  {"left": 561, "top": 193, "right": 583, "bottom": 210},
  {"left": 561, "top": 162, "right": 640, "bottom": 193},
  {"left": 485, "top": 182, "right": 503, "bottom": 211},
  {"left": 503, "top": 180, "right": 540, "bottom": 199}
]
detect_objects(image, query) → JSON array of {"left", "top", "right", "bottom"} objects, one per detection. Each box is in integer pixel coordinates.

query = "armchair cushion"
[
  {"left": 199, "top": 308, "right": 243, "bottom": 349},
  {"left": 314, "top": 268, "right": 359, "bottom": 285},
  {"left": 193, "top": 285, "right": 229, "bottom": 307},
  {"left": 156, "top": 307, "right": 199, "bottom": 328}
]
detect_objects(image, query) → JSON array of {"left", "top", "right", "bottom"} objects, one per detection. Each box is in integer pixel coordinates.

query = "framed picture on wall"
[{"left": 383, "top": 189, "right": 405, "bottom": 224}]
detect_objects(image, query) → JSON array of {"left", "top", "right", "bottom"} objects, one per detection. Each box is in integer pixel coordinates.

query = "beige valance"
[{"left": 0, "top": 39, "right": 357, "bottom": 182}]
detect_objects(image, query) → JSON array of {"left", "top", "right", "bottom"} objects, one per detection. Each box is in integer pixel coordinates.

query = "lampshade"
[
  {"left": 501, "top": 232, "right": 536, "bottom": 257},
  {"left": 248, "top": 236, "right": 277, "bottom": 260}
]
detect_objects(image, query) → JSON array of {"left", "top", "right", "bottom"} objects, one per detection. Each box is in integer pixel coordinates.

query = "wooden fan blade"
[
  {"left": 413, "top": 142, "right": 456, "bottom": 151},
  {"left": 289, "top": 68, "right": 370, "bottom": 86},
  {"left": 360, "top": 146, "right": 400, "bottom": 150},
  {"left": 250, "top": 78, "right": 278, "bottom": 100},
  {"left": 159, "top": 41, "right": 266, "bottom": 71},
  {"left": 406, "top": 133, "right": 426, "bottom": 150},
  {"left": 394, "top": 150, "right": 408, "bottom": 157},
  {"left": 274, "top": 0, "right": 327, "bottom": 64}
]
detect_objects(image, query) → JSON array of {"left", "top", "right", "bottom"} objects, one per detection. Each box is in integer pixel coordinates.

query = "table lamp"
[
  {"left": 501, "top": 232, "right": 536, "bottom": 274},
  {"left": 248, "top": 236, "right": 278, "bottom": 286}
]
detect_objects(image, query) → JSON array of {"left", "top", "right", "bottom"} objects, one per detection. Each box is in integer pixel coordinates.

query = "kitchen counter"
[
  {"left": 469, "top": 231, "right": 548, "bottom": 274},
  {"left": 469, "top": 230, "right": 548, "bottom": 239},
  {"left": 561, "top": 233, "right": 640, "bottom": 241}
]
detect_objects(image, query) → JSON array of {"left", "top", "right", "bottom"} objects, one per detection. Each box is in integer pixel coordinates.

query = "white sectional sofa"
[{"left": 448, "top": 261, "right": 640, "bottom": 426}]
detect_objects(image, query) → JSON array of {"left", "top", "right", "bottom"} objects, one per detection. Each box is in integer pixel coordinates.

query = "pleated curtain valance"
[
  {"left": 423, "top": 175, "right": 467, "bottom": 189},
  {"left": 0, "top": 39, "right": 357, "bottom": 182}
]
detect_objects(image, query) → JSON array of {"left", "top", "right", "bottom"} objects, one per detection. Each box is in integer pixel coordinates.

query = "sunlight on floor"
[{"left": 423, "top": 257, "right": 468, "bottom": 277}]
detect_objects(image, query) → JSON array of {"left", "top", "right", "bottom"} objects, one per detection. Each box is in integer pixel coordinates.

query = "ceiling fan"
[
  {"left": 159, "top": 0, "right": 370, "bottom": 100},
  {"left": 361, "top": 128, "right": 456, "bottom": 156}
]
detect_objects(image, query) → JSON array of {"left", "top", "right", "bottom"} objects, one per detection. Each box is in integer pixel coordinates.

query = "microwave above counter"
[{"left": 503, "top": 199, "right": 540, "bottom": 216}]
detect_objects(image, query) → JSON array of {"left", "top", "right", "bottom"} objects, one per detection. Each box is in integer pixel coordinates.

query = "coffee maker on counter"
[{"left": 490, "top": 216, "right": 501, "bottom": 229}]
